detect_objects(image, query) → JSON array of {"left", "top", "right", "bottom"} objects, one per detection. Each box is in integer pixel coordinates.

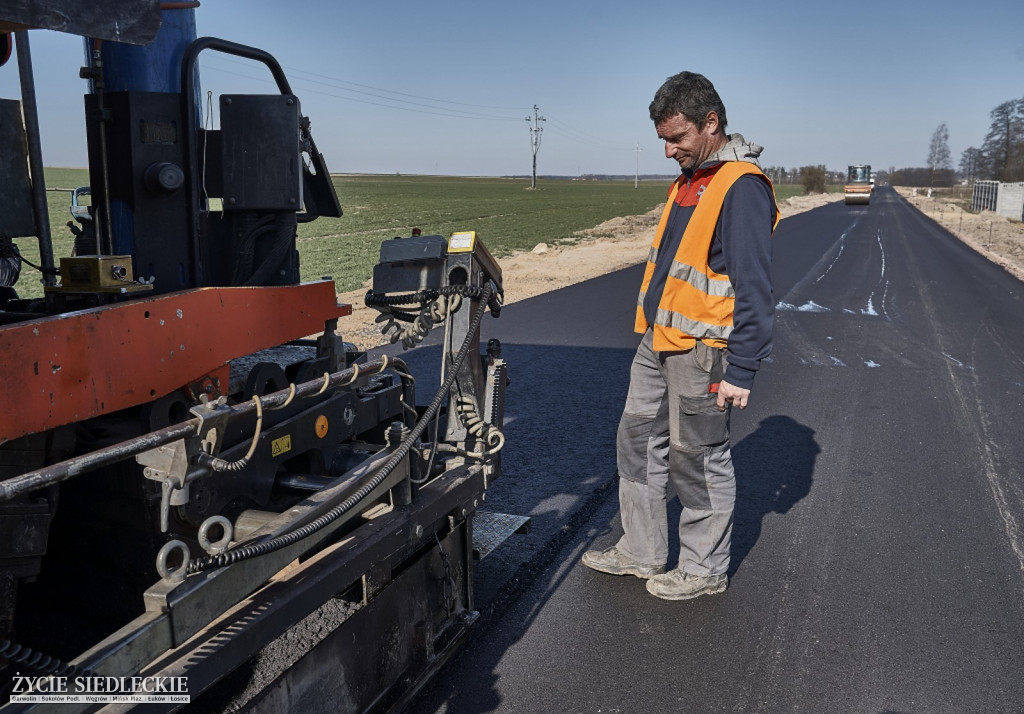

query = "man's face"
[{"left": 656, "top": 112, "right": 720, "bottom": 172}]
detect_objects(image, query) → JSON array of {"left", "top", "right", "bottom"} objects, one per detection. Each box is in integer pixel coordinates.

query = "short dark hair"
[{"left": 649, "top": 71, "right": 728, "bottom": 132}]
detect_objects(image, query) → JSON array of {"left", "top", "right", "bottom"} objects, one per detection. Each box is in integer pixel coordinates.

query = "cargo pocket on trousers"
[
  {"left": 617, "top": 413, "right": 656, "bottom": 484},
  {"left": 677, "top": 395, "right": 729, "bottom": 448},
  {"left": 671, "top": 396, "right": 728, "bottom": 510}
]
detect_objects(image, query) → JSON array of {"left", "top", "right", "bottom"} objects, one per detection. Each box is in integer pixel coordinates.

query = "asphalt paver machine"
[{"left": 0, "top": 2, "right": 515, "bottom": 710}]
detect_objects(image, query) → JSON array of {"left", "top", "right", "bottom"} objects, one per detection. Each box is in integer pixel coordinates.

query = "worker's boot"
[
  {"left": 645, "top": 569, "right": 728, "bottom": 600},
  {"left": 581, "top": 546, "right": 665, "bottom": 579}
]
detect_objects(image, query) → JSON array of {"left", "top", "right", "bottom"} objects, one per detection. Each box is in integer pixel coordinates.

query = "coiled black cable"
[
  {"left": 0, "top": 253, "right": 20, "bottom": 289},
  {"left": 0, "top": 241, "right": 58, "bottom": 279},
  {"left": 0, "top": 241, "right": 23, "bottom": 287},
  {"left": 364, "top": 284, "right": 489, "bottom": 308},
  {"left": 185, "top": 282, "right": 494, "bottom": 574}
]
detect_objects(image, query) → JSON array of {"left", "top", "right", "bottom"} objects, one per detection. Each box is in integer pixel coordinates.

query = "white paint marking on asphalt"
[
  {"left": 777, "top": 215, "right": 861, "bottom": 306},
  {"left": 857, "top": 230, "right": 889, "bottom": 318},
  {"left": 938, "top": 334, "right": 1024, "bottom": 581},
  {"left": 813, "top": 215, "right": 863, "bottom": 284},
  {"left": 877, "top": 229, "right": 886, "bottom": 278},
  {"left": 776, "top": 301, "right": 831, "bottom": 313},
  {"left": 941, "top": 353, "right": 975, "bottom": 371},
  {"left": 876, "top": 231, "right": 891, "bottom": 321},
  {"left": 814, "top": 241, "right": 845, "bottom": 284},
  {"left": 964, "top": 379, "right": 1024, "bottom": 578},
  {"left": 980, "top": 442, "right": 1024, "bottom": 576}
]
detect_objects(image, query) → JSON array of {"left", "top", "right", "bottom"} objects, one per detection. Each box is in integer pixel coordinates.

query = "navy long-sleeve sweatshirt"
[{"left": 641, "top": 134, "right": 776, "bottom": 389}]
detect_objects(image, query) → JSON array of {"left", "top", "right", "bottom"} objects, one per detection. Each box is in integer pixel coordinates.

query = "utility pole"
[
  {"left": 525, "top": 105, "right": 545, "bottom": 189},
  {"left": 634, "top": 143, "right": 642, "bottom": 189}
]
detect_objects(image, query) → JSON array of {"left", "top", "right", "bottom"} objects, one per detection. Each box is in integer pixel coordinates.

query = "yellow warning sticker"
[
  {"left": 271, "top": 434, "right": 292, "bottom": 458},
  {"left": 448, "top": 231, "right": 476, "bottom": 253}
]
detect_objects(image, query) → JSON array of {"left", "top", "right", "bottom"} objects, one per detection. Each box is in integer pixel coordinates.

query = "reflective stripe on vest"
[{"left": 634, "top": 162, "right": 778, "bottom": 352}]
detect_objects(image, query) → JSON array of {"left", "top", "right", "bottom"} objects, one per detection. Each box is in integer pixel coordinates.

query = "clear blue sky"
[{"left": 2, "top": 0, "right": 1022, "bottom": 177}]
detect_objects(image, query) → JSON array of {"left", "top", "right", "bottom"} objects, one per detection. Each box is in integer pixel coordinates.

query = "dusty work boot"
[
  {"left": 581, "top": 546, "right": 665, "bottom": 579},
  {"left": 645, "top": 569, "right": 728, "bottom": 601}
]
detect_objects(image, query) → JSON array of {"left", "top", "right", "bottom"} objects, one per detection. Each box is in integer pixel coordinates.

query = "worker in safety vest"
[{"left": 582, "top": 71, "right": 779, "bottom": 600}]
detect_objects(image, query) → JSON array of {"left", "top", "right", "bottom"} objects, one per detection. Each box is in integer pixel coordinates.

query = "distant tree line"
[
  {"left": 890, "top": 166, "right": 956, "bottom": 187},
  {"left": 763, "top": 166, "right": 845, "bottom": 193},
  {"left": 892, "top": 96, "right": 1024, "bottom": 187}
]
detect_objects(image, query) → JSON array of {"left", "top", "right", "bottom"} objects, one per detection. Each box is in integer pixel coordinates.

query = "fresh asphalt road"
[{"left": 399, "top": 186, "right": 1024, "bottom": 713}]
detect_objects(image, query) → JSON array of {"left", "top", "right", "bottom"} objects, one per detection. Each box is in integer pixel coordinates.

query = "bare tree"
[
  {"left": 959, "top": 147, "right": 984, "bottom": 184},
  {"left": 927, "top": 123, "right": 952, "bottom": 186}
]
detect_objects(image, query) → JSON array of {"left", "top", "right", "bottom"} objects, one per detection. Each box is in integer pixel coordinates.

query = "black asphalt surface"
[{"left": 397, "top": 186, "right": 1024, "bottom": 713}]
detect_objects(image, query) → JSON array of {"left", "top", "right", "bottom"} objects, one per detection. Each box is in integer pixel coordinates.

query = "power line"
[
  {"left": 207, "top": 55, "right": 528, "bottom": 114},
  {"left": 277, "top": 62, "right": 527, "bottom": 112},
  {"left": 204, "top": 58, "right": 639, "bottom": 152},
  {"left": 542, "top": 124, "right": 634, "bottom": 151},
  {"left": 202, "top": 63, "right": 524, "bottom": 122},
  {"left": 542, "top": 113, "right": 634, "bottom": 151},
  {"left": 544, "top": 114, "right": 629, "bottom": 147},
  {"left": 202, "top": 59, "right": 642, "bottom": 167}
]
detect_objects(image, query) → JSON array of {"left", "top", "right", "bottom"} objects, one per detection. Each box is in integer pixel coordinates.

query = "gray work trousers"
[{"left": 615, "top": 330, "right": 735, "bottom": 576}]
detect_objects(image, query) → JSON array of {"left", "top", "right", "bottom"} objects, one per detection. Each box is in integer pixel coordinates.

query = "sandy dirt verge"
[{"left": 337, "top": 188, "right": 1023, "bottom": 350}]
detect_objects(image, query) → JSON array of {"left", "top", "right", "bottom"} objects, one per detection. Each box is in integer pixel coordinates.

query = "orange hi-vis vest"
[{"left": 635, "top": 162, "right": 779, "bottom": 352}]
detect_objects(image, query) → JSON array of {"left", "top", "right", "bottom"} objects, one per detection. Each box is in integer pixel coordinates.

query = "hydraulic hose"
[
  {"left": 231, "top": 213, "right": 275, "bottom": 285},
  {"left": 186, "top": 282, "right": 494, "bottom": 574},
  {"left": 244, "top": 214, "right": 297, "bottom": 286}
]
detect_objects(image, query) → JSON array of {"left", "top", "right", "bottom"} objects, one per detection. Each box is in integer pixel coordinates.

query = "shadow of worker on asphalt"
[{"left": 729, "top": 414, "right": 818, "bottom": 577}]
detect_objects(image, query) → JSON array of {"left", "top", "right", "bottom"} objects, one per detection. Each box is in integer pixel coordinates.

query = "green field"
[
  {"left": 300, "top": 175, "right": 671, "bottom": 291},
  {"left": 16, "top": 170, "right": 667, "bottom": 297},
  {"left": 14, "top": 170, "right": 829, "bottom": 298}
]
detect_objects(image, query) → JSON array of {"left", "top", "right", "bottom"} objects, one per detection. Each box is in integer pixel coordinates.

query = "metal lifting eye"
[
  {"left": 156, "top": 539, "right": 191, "bottom": 582},
  {"left": 198, "top": 515, "right": 234, "bottom": 555}
]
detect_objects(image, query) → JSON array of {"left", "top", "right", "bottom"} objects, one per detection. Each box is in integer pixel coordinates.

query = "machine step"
[{"left": 472, "top": 510, "right": 531, "bottom": 560}]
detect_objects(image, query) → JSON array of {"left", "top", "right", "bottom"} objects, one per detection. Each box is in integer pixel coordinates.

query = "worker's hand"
[{"left": 716, "top": 381, "right": 750, "bottom": 411}]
